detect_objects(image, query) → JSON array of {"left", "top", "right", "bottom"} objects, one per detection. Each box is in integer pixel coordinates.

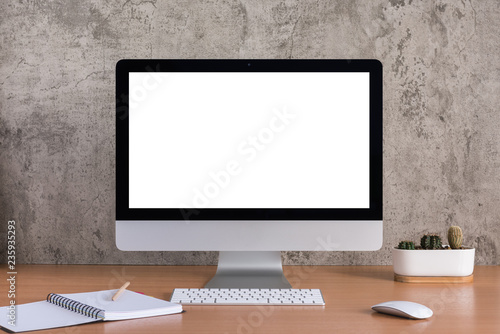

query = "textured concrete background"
[{"left": 0, "top": 0, "right": 499, "bottom": 265}]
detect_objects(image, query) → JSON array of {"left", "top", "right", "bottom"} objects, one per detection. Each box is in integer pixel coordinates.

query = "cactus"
[
  {"left": 448, "top": 226, "right": 463, "bottom": 249},
  {"left": 420, "top": 234, "right": 442, "bottom": 250},
  {"left": 398, "top": 241, "right": 415, "bottom": 250}
]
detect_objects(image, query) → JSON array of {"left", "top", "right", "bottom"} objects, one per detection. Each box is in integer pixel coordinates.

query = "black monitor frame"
[{"left": 116, "top": 59, "right": 382, "bottom": 221}]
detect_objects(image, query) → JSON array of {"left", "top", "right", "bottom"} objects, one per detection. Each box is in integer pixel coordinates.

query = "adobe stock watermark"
[
  {"left": 117, "top": 64, "right": 166, "bottom": 120},
  {"left": 179, "top": 106, "right": 296, "bottom": 220},
  {"left": 394, "top": 283, "right": 473, "bottom": 334},
  {"left": 6, "top": 220, "right": 17, "bottom": 328},
  {"left": 107, "top": 267, "right": 136, "bottom": 290},
  {"left": 227, "top": 234, "right": 335, "bottom": 334}
]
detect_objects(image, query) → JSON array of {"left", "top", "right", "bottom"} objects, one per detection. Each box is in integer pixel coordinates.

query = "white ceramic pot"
[{"left": 392, "top": 247, "right": 475, "bottom": 276}]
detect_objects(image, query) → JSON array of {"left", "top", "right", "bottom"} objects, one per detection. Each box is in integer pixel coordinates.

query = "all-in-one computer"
[{"left": 116, "top": 60, "right": 383, "bottom": 300}]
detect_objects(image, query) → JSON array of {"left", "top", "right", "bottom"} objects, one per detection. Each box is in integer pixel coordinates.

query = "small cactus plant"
[
  {"left": 398, "top": 241, "right": 415, "bottom": 250},
  {"left": 448, "top": 226, "right": 463, "bottom": 249},
  {"left": 420, "top": 234, "right": 442, "bottom": 250}
]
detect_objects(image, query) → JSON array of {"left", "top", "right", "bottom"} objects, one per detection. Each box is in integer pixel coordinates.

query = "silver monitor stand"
[{"left": 205, "top": 251, "right": 292, "bottom": 288}]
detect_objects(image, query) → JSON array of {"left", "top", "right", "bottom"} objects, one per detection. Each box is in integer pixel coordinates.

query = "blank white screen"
[{"left": 129, "top": 72, "right": 369, "bottom": 209}]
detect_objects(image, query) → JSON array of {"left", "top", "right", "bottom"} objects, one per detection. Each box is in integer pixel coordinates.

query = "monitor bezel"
[{"left": 116, "top": 59, "right": 382, "bottom": 221}]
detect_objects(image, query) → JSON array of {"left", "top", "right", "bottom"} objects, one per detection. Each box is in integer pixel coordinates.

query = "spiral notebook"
[{"left": 0, "top": 289, "right": 183, "bottom": 333}]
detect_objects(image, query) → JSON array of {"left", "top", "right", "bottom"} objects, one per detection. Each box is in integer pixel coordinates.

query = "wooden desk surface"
[{"left": 1, "top": 265, "right": 499, "bottom": 333}]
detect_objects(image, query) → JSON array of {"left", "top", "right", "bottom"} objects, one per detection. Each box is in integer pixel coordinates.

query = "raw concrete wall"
[{"left": 0, "top": 0, "right": 499, "bottom": 265}]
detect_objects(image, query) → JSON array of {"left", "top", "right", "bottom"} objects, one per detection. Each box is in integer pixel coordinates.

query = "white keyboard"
[{"left": 170, "top": 288, "right": 325, "bottom": 305}]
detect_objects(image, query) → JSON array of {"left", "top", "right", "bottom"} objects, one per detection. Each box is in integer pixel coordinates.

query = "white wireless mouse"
[{"left": 371, "top": 301, "right": 433, "bottom": 319}]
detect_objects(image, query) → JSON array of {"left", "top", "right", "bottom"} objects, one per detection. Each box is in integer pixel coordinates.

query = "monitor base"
[{"left": 204, "top": 251, "right": 292, "bottom": 289}]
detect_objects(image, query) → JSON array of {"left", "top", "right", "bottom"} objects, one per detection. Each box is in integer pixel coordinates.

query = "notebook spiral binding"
[{"left": 46, "top": 293, "right": 105, "bottom": 320}]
